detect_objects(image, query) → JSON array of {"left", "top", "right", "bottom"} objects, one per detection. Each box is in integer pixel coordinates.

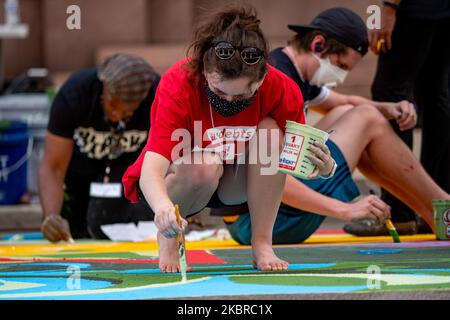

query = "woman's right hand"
[
  {"left": 343, "top": 195, "right": 391, "bottom": 223},
  {"left": 154, "top": 204, "right": 188, "bottom": 238}
]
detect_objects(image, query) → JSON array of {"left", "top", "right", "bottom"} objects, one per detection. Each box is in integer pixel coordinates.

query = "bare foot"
[
  {"left": 252, "top": 244, "right": 289, "bottom": 271},
  {"left": 157, "top": 231, "right": 192, "bottom": 273}
]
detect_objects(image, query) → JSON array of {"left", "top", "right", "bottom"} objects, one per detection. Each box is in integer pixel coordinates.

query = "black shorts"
[
  {"left": 137, "top": 185, "right": 248, "bottom": 217},
  {"left": 61, "top": 190, "right": 154, "bottom": 239}
]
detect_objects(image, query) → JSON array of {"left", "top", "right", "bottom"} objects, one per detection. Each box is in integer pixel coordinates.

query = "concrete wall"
[
  {"left": 192, "top": 0, "right": 379, "bottom": 97},
  {"left": 2, "top": 0, "right": 379, "bottom": 96},
  {"left": 1, "top": 0, "right": 43, "bottom": 79},
  {"left": 147, "top": 0, "right": 194, "bottom": 43},
  {"left": 193, "top": 0, "right": 374, "bottom": 40},
  {"left": 41, "top": 0, "right": 149, "bottom": 72}
]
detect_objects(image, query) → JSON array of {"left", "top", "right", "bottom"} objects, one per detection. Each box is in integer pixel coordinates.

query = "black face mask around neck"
[{"left": 205, "top": 82, "right": 257, "bottom": 117}]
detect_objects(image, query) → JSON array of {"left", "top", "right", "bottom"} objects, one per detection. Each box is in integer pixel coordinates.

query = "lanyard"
[
  {"left": 103, "top": 164, "right": 111, "bottom": 183},
  {"left": 103, "top": 120, "right": 125, "bottom": 183}
]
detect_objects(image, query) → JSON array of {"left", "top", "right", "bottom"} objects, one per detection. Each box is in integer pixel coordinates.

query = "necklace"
[{"left": 209, "top": 101, "right": 216, "bottom": 129}]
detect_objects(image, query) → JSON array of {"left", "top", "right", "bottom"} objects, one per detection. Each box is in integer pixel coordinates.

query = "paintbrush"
[
  {"left": 369, "top": 190, "right": 400, "bottom": 243},
  {"left": 385, "top": 219, "right": 401, "bottom": 243},
  {"left": 174, "top": 204, "right": 188, "bottom": 282}
]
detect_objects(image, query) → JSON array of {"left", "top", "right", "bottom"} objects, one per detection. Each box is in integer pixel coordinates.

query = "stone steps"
[{"left": 0, "top": 204, "right": 42, "bottom": 232}]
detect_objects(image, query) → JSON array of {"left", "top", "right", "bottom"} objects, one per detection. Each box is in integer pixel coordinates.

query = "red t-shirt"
[{"left": 122, "top": 59, "right": 305, "bottom": 202}]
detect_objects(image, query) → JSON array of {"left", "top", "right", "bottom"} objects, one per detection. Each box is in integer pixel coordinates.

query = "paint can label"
[
  {"left": 444, "top": 209, "right": 450, "bottom": 237},
  {"left": 278, "top": 121, "right": 328, "bottom": 179},
  {"left": 279, "top": 133, "right": 305, "bottom": 171},
  {"left": 432, "top": 200, "right": 450, "bottom": 240}
]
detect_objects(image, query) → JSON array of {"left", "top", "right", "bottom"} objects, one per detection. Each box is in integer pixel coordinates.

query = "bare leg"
[
  {"left": 215, "top": 119, "right": 288, "bottom": 270},
  {"left": 313, "top": 104, "right": 354, "bottom": 131},
  {"left": 217, "top": 163, "right": 247, "bottom": 205},
  {"left": 158, "top": 152, "right": 223, "bottom": 272},
  {"left": 357, "top": 152, "right": 444, "bottom": 231},
  {"left": 314, "top": 104, "right": 448, "bottom": 229},
  {"left": 355, "top": 111, "right": 448, "bottom": 229},
  {"left": 314, "top": 105, "right": 380, "bottom": 171},
  {"left": 247, "top": 117, "right": 288, "bottom": 271}
]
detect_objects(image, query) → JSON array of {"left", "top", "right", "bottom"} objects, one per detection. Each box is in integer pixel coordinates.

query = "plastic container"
[
  {"left": 279, "top": 121, "right": 329, "bottom": 179},
  {"left": 0, "top": 93, "right": 49, "bottom": 197},
  {"left": 0, "top": 120, "right": 29, "bottom": 204}
]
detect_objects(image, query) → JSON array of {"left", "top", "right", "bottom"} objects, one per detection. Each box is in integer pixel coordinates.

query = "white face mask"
[{"left": 309, "top": 53, "right": 348, "bottom": 88}]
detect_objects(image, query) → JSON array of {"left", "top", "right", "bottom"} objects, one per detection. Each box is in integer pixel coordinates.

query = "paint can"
[
  {"left": 432, "top": 199, "right": 450, "bottom": 240},
  {"left": 278, "top": 121, "right": 329, "bottom": 179}
]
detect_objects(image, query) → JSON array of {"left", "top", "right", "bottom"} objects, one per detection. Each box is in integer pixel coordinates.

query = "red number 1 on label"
[{"left": 291, "top": 136, "right": 296, "bottom": 143}]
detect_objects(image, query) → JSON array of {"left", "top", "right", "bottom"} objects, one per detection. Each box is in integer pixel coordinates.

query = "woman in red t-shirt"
[{"left": 123, "top": 6, "right": 335, "bottom": 272}]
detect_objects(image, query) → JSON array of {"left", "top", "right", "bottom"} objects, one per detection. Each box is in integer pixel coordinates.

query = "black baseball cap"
[{"left": 288, "top": 7, "right": 369, "bottom": 56}]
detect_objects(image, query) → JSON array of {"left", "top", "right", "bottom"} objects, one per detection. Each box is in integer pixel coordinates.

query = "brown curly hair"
[{"left": 187, "top": 5, "right": 268, "bottom": 83}]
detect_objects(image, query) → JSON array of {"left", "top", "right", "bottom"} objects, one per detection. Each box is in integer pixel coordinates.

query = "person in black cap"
[
  {"left": 350, "top": 0, "right": 450, "bottom": 237},
  {"left": 224, "top": 7, "right": 450, "bottom": 244}
]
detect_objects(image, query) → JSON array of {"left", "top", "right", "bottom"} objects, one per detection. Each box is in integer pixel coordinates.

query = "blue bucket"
[{"left": 0, "top": 120, "right": 29, "bottom": 205}]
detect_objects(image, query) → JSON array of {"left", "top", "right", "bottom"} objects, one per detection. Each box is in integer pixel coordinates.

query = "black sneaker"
[{"left": 343, "top": 219, "right": 418, "bottom": 236}]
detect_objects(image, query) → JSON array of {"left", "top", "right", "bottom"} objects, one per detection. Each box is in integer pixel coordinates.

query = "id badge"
[{"left": 89, "top": 182, "right": 122, "bottom": 198}]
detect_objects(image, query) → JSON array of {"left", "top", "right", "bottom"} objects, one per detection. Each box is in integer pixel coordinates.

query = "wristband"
[
  {"left": 319, "top": 160, "right": 338, "bottom": 180},
  {"left": 382, "top": 1, "right": 399, "bottom": 10},
  {"left": 42, "top": 212, "right": 58, "bottom": 222}
]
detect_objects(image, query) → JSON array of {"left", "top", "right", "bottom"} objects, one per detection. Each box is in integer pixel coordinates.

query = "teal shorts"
[{"left": 225, "top": 139, "right": 360, "bottom": 245}]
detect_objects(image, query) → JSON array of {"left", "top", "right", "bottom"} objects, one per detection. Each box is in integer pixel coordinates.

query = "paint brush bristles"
[
  {"left": 385, "top": 219, "right": 401, "bottom": 243},
  {"left": 175, "top": 204, "right": 188, "bottom": 282},
  {"left": 368, "top": 190, "right": 400, "bottom": 243}
]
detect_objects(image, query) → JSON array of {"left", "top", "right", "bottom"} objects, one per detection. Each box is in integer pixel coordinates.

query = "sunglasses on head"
[{"left": 212, "top": 41, "right": 264, "bottom": 66}]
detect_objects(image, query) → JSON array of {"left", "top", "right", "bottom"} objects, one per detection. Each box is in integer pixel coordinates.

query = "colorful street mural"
[{"left": 0, "top": 238, "right": 449, "bottom": 299}]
